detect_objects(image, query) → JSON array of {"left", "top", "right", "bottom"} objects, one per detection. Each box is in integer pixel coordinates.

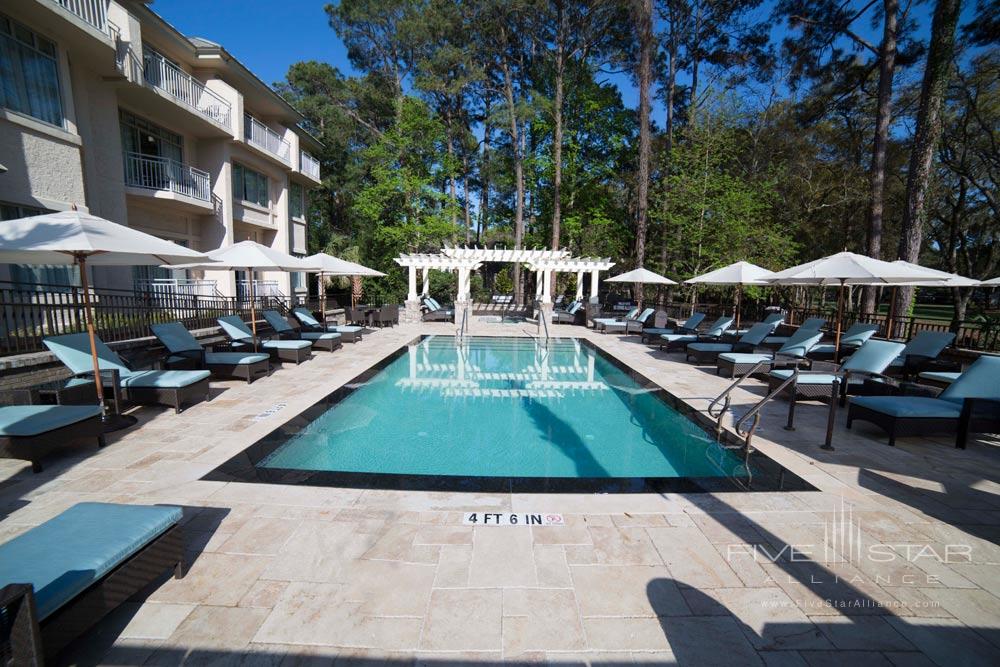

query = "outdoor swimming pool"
[{"left": 208, "top": 336, "right": 811, "bottom": 492}]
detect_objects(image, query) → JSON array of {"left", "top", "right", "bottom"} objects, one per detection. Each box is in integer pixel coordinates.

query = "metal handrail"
[
  {"left": 244, "top": 113, "right": 290, "bottom": 162},
  {"left": 457, "top": 307, "right": 469, "bottom": 340},
  {"left": 144, "top": 50, "right": 232, "bottom": 129},
  {"left": 123, "top": 152, "right": 211, "bottom": 201},
  {"left": 300, "top": 151, "right": 321, "bottom": 179},
  {"left": 730, "top": 369, "right": 803, "bottom": 451}
]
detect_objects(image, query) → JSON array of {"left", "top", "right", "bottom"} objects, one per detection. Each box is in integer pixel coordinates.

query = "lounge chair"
[
  {"left": 552, "top": 300, "right": 583, "bottom": 324},
  {"left": 685, "top": 321, "right": 774, "bottom": 364},
  {"left": 917, "top": 370, "right": 961, "bottom": 388},
  {"left": 216, "top": 316, "right": 312, "bottom": 364},
  {"left": 291, "top": 307, "right": 364, "bottom": 342},
  {"left": 151, "top": 322, "right": 270, "bottom": 383},
  {"left": 883, "top": 331, "right": 957, "bottom": 378},
  {"left": 262, "top": 310, "right": 342, "bottom": 352},
  {"left": 593, "top": 307, "right": 639, "bottom": 332},
  {"left": 43, "top": 334, "right": 211, "bottom": 414},
  {"left": 374, "top": 304, "right": 399, "bottom": 327},
  {"left": 658, "top": 316, "right": 734, "bottom": 352},
  {"left": 715, "top": 327, "right": 824, "bottom": 378},
  {"left": 847, "top": 355, "right": 1000, "bottom": 448},
  {"left": 640, "top": 312, "right": 706, "bottom": 344},
  {"left": 422, "top": 297, "right": 453, "bottom": 322},
  {"left": 725, "top": 312, "right": 784, "bottom": 337},
  {"left": 0, "top": 405, "right": 105, "bottom": 472},
  {"left": 763, "top": 317, "right": 827, "bottom": 347},
  {"left": 0, "top": 502, "right": 184, "bottom": 662},
  {"left": 808, "top": 323, "right": 880, "bottom": 361},
  {"left": 766, "top": 339, "right": 907, "bottom": 406}
]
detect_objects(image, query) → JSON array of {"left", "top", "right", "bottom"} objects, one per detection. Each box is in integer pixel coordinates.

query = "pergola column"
[
  {"left": 457, "top": 267, "right": 470, "bottom": 301},
  {"left": 407, "top": 265, "right": 418, "bottom": 302},
  {"left": 576, "top": 271, "right": 585, "bottom": 301},
  {"left": 590, "top": 269, "right": 600, "bottom": 300},
  {"left": 541, "top": 269, "right": 552, "bottom": 304},
  {"left": 535, "top": 270, "right": 543, "bottom": 300},
  {"left": 421, "top": 268, "right": 430, "bottom": 296}
]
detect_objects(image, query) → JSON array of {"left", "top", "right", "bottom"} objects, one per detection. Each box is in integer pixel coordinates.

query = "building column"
[
  {"left": 576, "top": 271, "right": 585, "bottom": 301},
  {"left": 407, "top": 265, "right": 418, "bottom": 302},
  {"left": 421, "top": 268, "right": 430, "bottom": 296},
  {"left": 541, "top": 269, "right": 552, "bottom": 304},
  {"left": 535, "top": 270, "right": 543, "bottom": 300},
  {"left": 590, "top": 270, "right": 600, "bottom": 300}
]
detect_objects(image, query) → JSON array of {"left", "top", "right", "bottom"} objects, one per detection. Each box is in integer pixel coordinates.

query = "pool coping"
[{"left": 202, "top": 335, "right": 817, "bottom": 494}]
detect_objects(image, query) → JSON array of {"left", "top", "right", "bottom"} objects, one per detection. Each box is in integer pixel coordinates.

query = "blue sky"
[{"left": 155, "top": 0, "right": 948, "bottom": 119}]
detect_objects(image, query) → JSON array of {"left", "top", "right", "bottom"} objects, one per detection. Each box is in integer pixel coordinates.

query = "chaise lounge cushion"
[
  {"left": 0, "top": 502, "right": 182, "bottom": 620},
  {"left": 300, "top": 331, "right": 342, "bottom": 342},
  {"left": 918, "top": 371, "right": 960, "bottom": 385},
  {"left": 717, "top": 353, "right": 772, "bottom": 365},
  {"left": 120, "top": 369, "right": 210, "bottom": 389},
  {"left": 0, "top": 405, "right": 102, "bottom": 437},
  {"left": 686, "top": 342, "right": 732, "bottom": 353},
  {"left": 849, "top": 396, "right": 963, "bottom": 419}
]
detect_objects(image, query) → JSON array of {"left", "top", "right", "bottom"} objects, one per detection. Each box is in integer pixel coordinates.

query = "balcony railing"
[
  {"left": 123, "top": 152, "right": 211, "bottom": 202},
  {"left": 143, "top": 50, "right": 232, "bottom": 129},
  {"left": 244, "top": 114, "right": 290, "bottom": 162},
  {"left": 51, "top": 0, "right": 108, "bottom": 34},
  {"left": 237, "top": 280, "right": 284, "bottom": 298},
  {"left": 136, "top": 279, "right": 219, "bottom": 298},
  {"left": 300, "top": 150, "right": 321, "bottom": 180}
]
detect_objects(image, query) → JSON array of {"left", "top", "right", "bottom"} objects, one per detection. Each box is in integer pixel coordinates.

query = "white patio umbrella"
[
  {"left": 979, "top": 276, "right": 1000, "bottom": 286},
  {"left": 302, "top": 253, "right": 385, "bottom": 312},
  {"left": 685, "top": 261, "right": 774, "bottom": 331},
  {"left": 768, "top": 251, "right": 942, "bottom": 354},
  {"left": 171, "top": 240, "right": 310, "bottom": 344},
  {"left": 880, "top": 261, "right": 979, "bottom": 338},
  {"left": 605, "top": 267, "right": 676, "bottom": 309},
  {"left": 0, "top": 208, "right": 210, "bottom": 419}
]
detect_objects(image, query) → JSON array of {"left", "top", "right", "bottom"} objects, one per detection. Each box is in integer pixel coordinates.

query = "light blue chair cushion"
[
  {"left": 764, "top": 336, "right": 791, "bottom": 345},
  {"left": 850, "top": 396, "right": 963, "bottom": 419},
  {"left": 262, "top": 310, "right": 295, "bottom": 334},
  {"left": 0, "top": 502, "right": 182, "bottom": 620},
  {"left": 217, "top": 316, "right": 255, "bottom": 341},
  {"left": 568, "top": 302, "right": 582, "bottom": 314},
  {"left": 900, "top": 331, "right": 956, "bottom": 359},
  {"left": 660, "top": 334, "right": 698, "bottom": 344},
  {"left": 738, "top": 322, "right": 776, "bottom": 347},
  {"left": 718, "top": 353, "right": 772, "bottom": 365},
  {"left": 645, "top": 327, "right": 679, "bottom": 336},
  {"left": 301, "top": 332, "right": 342, "bottom": 342},
  {"left": 704, "top": 317, "right": 735, "bottom": 338},
  {"left": 120, "top": 370, "right": 210, "bottom": 389},
  {"left": 841, "top": 340, "right": 907, "bottom": 373},
  {"left": 594, "top": 318, "right": 623, "bottom": 326},
  {"left": 799, "top": 317, "right": 827, "bottom": 330},
  {"left": 809, "top": 344, "right": 837, "bottom": 356},
  {"left": 43, "top": 333, "right": 132, "bottom": 377},
  {"left": 204, "top": 352, "right": 269, "bottom": 365},
  {"left": 939, "top": 355, "right": 1000, "bottom": 404},
  {"left": 0, "top": 405, "right": 102, "bottom": 437},
  {"left": 330, "top": 326, "right": 363, "bottom": 334},
  {"left": 687, "top": 343, "right": 733, "bottom": 353},
  {"left": 261, "top": 340, "right": 311, "bottom": 351},
  {"left": 150, "top": 322, "right": 201, "bottom": 354},
  {"left": 777, "top": 330, "right": 823, "bottom": 358},
  {"left": 682, "top": 313, "right": 707, "bottom": 330},
  {"left": 919, "top": 371, "right": 960, "bottom": 385},
  {"left": 292, "top": 307, "right": 321, "bottom": 326},
  {"left": 635, "top": 308, "right": 655, "bottom": 324}
]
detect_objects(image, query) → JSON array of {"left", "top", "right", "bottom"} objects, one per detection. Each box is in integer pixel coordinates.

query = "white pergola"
[{"left": 395, "top": 247, "right": 615, "bottom": 304}]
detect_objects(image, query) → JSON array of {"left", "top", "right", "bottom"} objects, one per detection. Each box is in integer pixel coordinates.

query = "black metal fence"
[{"left": 0, "top": 281, "right": 296, "bottom": 356}]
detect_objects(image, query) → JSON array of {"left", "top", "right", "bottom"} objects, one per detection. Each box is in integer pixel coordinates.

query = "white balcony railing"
[
  {"left": 52, "top": 0, "right": 108, "bottom": 34},
  {"left": 300, "top": 150, "right": 321, "bottom": 180},
  {"left": 136, "top": 279, "right": 218, "bottom": 298},
  {"left": 244, "top": 114, "right": 290, "bottom": 163},
  {"left": 123, "top": 152, "right": 211, "bottom": 202},
  {"left": 237, "top": 280, "right": 284, "bottom": 297},
  {"left": 143, "top": 50, "right": 232, "bottom": 129}
]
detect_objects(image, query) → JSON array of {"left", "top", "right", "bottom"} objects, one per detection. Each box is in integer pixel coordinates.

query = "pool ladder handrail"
[
  {"left": 534, "top": 299, "right": 551, "bottom": 345},
  {"left": 707, "top": 360, "right": 803, "bottom": 451},
  {"left": 457, "top": 306, "right": 469, "bottom": 341}
]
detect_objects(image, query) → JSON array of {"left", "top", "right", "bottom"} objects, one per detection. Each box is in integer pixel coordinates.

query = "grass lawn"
[{"left": 876, "top": 303, "right": 956, "bottom": 321}]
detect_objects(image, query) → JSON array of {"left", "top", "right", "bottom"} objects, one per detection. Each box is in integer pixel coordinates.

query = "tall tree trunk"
[
  {"left": 463, "top": 152, "right": 472, "bottom": 245},
  {"left": 478, "top": 110, "right": 492, "bottom": 246},
  {"left": 634, "top": 0, "right": 653, "bottom": 309},
  {"left": 893, "top": 0, "right": 963, "bottom": 320},
  {"left": 447, "top": 132, "right": 458, "bottom": 241},
  {"left": 501, "top": 58, "right": 526, "bottom": 304},
  {"left": 659, "top": 23, "right": 679, "bottom": 307},
  {"left": 550, "top": 0, "right": 566, "bottom": 296},
  {"left": 861, "top": 0, "right": 899, "bottom": 316},
  {"left": 689, "top": 0, "right": 704, "bottom": 128}
]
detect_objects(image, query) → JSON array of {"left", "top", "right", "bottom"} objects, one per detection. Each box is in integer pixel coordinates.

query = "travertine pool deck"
[{"left": 2, "top": 320, "right": 999, "bottom": 666}]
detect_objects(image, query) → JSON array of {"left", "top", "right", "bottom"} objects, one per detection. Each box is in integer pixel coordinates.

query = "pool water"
[{"left": 258, "top": 336, "right": 752, "bottom": 482}]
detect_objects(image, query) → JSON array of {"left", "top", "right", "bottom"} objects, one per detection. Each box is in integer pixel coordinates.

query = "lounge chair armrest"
[
  {"left": 0, "top": 583, "right": 43, "bottom": 663},
  {"left": 809, "top": 360, "right": 840, "bottom": 373},
  {"left": 771, "top": 353, "right": 810, "bottom": 369}
]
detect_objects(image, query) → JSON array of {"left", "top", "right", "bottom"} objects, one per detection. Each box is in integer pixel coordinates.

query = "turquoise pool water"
[{"left": 258, "top": 336, "right": 750, "bottom": 481}]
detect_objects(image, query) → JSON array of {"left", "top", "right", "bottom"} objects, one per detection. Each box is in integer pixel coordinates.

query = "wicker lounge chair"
[
  {"left": 151, "top": 322, "right": 270, "bottom": 383},
  {"left": 715, "top": 327, "right": 824, "bottom": 378},
  {"left": 291, "top": 307, "right": 364, "bottom": 342},
  {"left": 262, "top": 310, "right": 342, "bottom": 352},
  {"left": 216, "top": 316, "right": 312, "bottom": 364},
  {"left": 684, "top": 321, "right": 773, "bottom": 364},
  {"left": 593, "top": 307, "right": 639, "bottom": 332},
  {"left": 422, "top": 297, "right": 454, "bottom": 322},
  {"left": 0, "top": 405, "right": 105, "bottom": 472},
  {"left": 882, "top": 331, "right": 957, "bottom": 378},
  {"left": 847, "top": 355, "right": 1000, "bottom": 448},
  {"left": 552, "top": 300, "right": 584, "bottom": 324},
  {"left": 640, "top": 312, "right": 706, "bottom": 343},
  {"left": 658, "top": 316, "right": 734, "bottom": 352},
  {"left": 43, "top": 334, "right": 211, "bottom": 414},
  {"left": 917, "top": 370, "right": 961, "bottom": 388},
  {"left": 725, "top": 312, "right": 784, "bottom": 337},
  {"left": 0, "top": 502, "right": 184, "bottom": 662},
  {"left": 766, "top": 339, "right": 906, "bottom": 406},
  {"left": 808, "top": 323, "right": 880, "bottom": 361},
  {"left": 763, "top": 317, "right": 827, "bottom": 347}
]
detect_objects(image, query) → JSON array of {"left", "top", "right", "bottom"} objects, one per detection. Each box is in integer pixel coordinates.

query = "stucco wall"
[{"left": 0, "top": 115, "right": 85, "bottom": 209}]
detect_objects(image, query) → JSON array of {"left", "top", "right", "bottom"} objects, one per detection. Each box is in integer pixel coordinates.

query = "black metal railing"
[{"left": 0, "top": 281, "right": 299, "bottom": 356}]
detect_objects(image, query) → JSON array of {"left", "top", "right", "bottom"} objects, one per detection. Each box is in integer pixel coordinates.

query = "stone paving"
[{"left": 1, "top": 320, "right": 999, "bottom": 665}]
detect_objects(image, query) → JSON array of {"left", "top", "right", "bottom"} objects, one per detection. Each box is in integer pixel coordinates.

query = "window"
[
  {"left": 291, "top": 253, "right": 305, "bottom": 290},
  {"left": 0, "top": 15, "right": 63, "bottom": 126},
  {"left": 232, "top": 162, "right": 268, "bottom": 207},
  {"left": 289, "top": 182, "right": 304, "bottom": 220},
  {"left": 120, "top": 109, "right": 183, "bottom": 161},
  {"left": 1, "top": 202, "right": 74, "bottom": 286}
]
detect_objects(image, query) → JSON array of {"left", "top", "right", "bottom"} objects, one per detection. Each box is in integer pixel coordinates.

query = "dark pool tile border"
[{"left": 202, "top": 335, "right": 817, "bottom": 494}]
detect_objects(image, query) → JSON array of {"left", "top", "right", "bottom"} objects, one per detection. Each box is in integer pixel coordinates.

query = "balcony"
[
  {"left": 50, "top": 0, "right": 108, "bottom": 34},
  {"left": 300, "top": 151, "right": 321, "bottom": 180},
  {"left": 123, "top": 152, "right": 212, "bottom": 209},
  {"left": 143, "top": 50, "right": 232, "bottom": 130},
  {"left": 136, "top": 278, "right": 219, "bottom": 298},
  {"left": 244, "top": 113, "right": 290, "bottom": 163}
]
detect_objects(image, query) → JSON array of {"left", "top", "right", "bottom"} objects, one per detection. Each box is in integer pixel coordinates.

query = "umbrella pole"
[
  {"left": 734, "top": 286, "right": 742, "bottom": 331},
  {"left": 77, "top": 256, "right": 106, "bottom": 414},
  {"left": 886, "top": 286, "right": 898, "bottom": 339},
  {"left": 834, "top": 279, "right": 846, "bottom": 358},
  {"left": 249, "top": 268, "right": 258, "bottom": 352}
]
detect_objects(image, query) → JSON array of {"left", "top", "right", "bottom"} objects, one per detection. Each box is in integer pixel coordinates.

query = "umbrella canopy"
[
  {"left": 170, "top": 240, "right": 309, "bottom": 271},
  {"left": 883, "top": 261, "right": 979, "bottom": 287},
  {"left": 979, "top": 276, "right": 1000, "bottom": 286},
  {"left": 302, "top": 253, "right": 386, "bottom": 276},
  {"left": 605, "top": 267, "right": 677, "bottom": 285},
  {"left": 684, "top": 261, "right": 773, "bottom": 285},
  {"left": 0, "top": 209, "right": 206, "bottom": 265},
  {"left": 0, "top": 209, "right": 210, "bottom": 429},
  {"left": 767, "top": 251, "right": 942, "bottom": 286}
]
